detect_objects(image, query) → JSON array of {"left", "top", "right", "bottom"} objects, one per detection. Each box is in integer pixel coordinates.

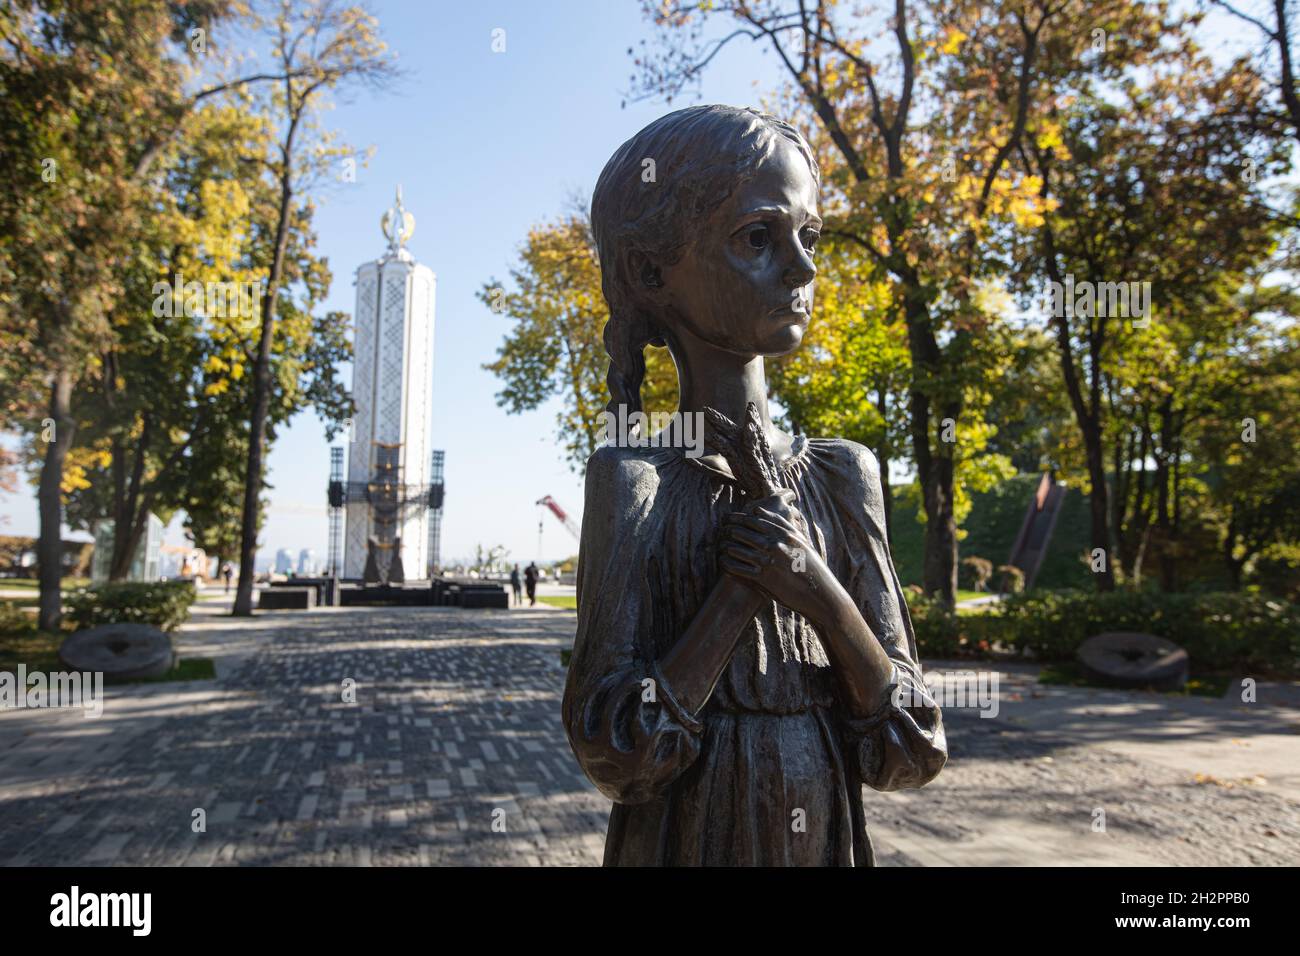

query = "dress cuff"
[
  {"left": 648, "top": 660, "right": 705, "bottom": 736},
  {"left": 842, "top": 662, "right": 903, "bottom": 734}
]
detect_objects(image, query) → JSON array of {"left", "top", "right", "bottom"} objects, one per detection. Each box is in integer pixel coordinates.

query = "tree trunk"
[
  {"left": 109, "top": 414, "right": 151, "bottom": 581},
  {"left": 37, "top": 370, "right": 75, "bottom": 631},
  {"left": 875, "top": 387, "right": 892, "bottom": 545},
  {"left": 233, "top": 118, "right": 299, "bottom": 616},
  {"left": 902, "top": 283, "right": 958, "bottom": 607},
  {"left": 921, "top": 460, "right": 959, "bottom": 604},
  {"left": 232, "top": 277, "right": 279, "bottom": 615},
  {"left": 1223, "top": 511, "right": 1245, "bottom": 590},
  {"left": 1155, "top": 464, "right": 1175, "bottom": 592},
  {"left": 909, "top": 379, "right": 958, "bottom": 605},
  {"left": 1082, "top": 423, "right": 1116, "bottom": 591}
]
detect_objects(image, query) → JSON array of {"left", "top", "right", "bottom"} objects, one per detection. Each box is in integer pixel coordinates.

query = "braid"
[{"left": 603, "top": 304, "right": 659, "bottom": 424}]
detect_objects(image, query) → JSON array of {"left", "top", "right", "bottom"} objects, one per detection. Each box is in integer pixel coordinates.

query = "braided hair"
[{"left": 590, "top": 105, "right": 820, "bottom": 422}]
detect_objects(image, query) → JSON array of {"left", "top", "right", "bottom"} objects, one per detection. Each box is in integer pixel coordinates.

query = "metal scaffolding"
[
  {"left": 327, "top": 447, "right": 344, "bottom": 576},
  {"left": 427, "top": 450, "right": 445, "bottom": 575},
  {"left": 326, "top": 445, "right": 445, "bottom": 580}
]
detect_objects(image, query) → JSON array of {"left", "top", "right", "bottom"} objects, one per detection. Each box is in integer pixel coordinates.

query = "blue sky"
[{"left": 0, "top": 0, "right": 774, "bottom": 567}]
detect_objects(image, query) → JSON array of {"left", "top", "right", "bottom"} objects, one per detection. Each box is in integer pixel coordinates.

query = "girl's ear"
[{"left": 628, "top": 249, "right": 663, "bottom": 291}]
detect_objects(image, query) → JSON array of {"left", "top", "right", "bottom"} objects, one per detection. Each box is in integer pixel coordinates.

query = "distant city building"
[
  {"left": 297, "top": 548, "right": 316, "bottom": 575},
  {"left": 274, "top": 548, "right": 295, "bottom": 575}
]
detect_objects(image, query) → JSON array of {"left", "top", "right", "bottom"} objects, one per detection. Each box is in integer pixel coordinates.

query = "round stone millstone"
[
  {"left": 59, "top": 623, "right": 175, "bottom": 682},
  {"left": 1076, "top": 631, "right": 1189, "bottom": 691}
]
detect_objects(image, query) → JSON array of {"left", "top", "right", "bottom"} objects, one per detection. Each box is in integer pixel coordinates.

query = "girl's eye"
[
  {"left": 745, "top": 225, "right": 771, "bottom": 250},
  {"left": 801, "top": 229, "right": 821, "bottom": 252}
]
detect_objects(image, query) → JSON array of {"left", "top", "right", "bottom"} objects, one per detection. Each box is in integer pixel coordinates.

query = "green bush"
[
  {"left": 904, "top": 592, "right": 1000, "bottom": 659},
  {"left": 959, "top": 556, "right": 994, "bottom": 592},
  {"left": 902, "top": 588, "right": 1299, "bottom": 676},
  {"left": 1251, "top": 543, "right": 1300, "bottom": 602},
  {"left": 65, "top": 581, "right": 196, "bottom": 633},
  {"left": 998, "top": 589, "right": 1300, "bottom": 676},
  {"left": 997, "top": 564, "right": 1026, "bottom": 594}
]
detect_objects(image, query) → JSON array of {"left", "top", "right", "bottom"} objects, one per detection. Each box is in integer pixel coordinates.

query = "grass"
[
  {"left": 0, "top": 577, "right": 90, "bottom": 591},
  {"left": 1037, "top": 661, "right": 1230, "bottom": 698},
  {"left": 134, "top": 657, "right": 216, "bottom": 683},
  {"left": 0, "top": 627, "right": 63, "bottom": 674},
  {"left": 0, "top": 625, "right": 215, "bottom": 684}
]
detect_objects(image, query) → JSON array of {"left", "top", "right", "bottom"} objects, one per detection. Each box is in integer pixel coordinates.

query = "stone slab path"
[
  {"left": 1, "top": 606, "right": 606, "bottom": 866},
  {"left": 1, "top": 604, "right": 1296, "bottom": 866}
]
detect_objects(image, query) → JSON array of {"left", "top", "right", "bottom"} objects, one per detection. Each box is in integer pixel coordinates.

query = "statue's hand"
[{"left": 719, "top": 494, "right": 840, "bottom": 626}]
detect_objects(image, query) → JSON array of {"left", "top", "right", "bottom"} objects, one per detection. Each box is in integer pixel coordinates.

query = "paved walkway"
[
  {"left": 862, "top": 663, "right": 1300, "bottom": 866},
  {"left": 0, "top": 605, "right": 606, "bottom": 866},
  {"left": 1, "top": 603, "right": 1296, "bottom": 866}
]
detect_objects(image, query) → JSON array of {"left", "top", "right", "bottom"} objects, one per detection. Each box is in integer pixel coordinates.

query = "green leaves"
[{"left": 480, "top": 213, "right": 677, "bottom": 472}]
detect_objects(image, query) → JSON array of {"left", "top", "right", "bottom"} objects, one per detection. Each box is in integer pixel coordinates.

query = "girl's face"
[{"left": 658, "top": 138, "right": 821, "bottom": 357}]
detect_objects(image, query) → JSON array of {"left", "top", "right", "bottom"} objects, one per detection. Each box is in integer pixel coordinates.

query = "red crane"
[{"left": 536, "top": 496, "right": 580, "bottom": 541}]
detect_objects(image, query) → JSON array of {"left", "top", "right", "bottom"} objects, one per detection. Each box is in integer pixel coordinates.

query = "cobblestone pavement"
[
  {"left": 1, "top": 605, "right": 1296, "bottom": 866},
  {"left": 0, "top": 607, "right": 608, "bottom": 866}
]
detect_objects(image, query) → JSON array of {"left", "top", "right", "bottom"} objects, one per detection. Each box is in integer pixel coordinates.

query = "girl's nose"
[{"left": 782, "top": 240, "right": 816, "bottom": 289}]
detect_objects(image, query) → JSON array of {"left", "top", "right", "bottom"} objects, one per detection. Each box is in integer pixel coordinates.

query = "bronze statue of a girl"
[{"left": 563, "top": 105, "right": 946, "bottom": 866}]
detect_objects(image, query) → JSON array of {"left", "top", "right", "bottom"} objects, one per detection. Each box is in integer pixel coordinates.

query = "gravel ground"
[{"left": 863, "top": 707, "right": 1298, "bottom": 866}]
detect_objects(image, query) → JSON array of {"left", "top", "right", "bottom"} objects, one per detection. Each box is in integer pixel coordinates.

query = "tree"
[
  {"left": 0, "top": 0, "right": 319, "bottom": 627},
  {"left": 1015, "top": 43, "right": 1290, "bottom": 589},
  {"left": 55, "top": 99, "right": 268, "bottom": 579},
  {"left": 0, "top": 1, "right": 214, "bottom": 623},
  {"left": 632, "top": 0, "right": 1078, "bottom": 603},
  {"left": 231, "top": 0, "right": 395, "bottom": 616},
  {"left": 1207, "top": 0, "right": 1300, "bottom": 148},
  {"left": 768, "top": 240, "right": 910, "bottom": 539},
  {"left": 981, "top": 327, "right": 1074, "bottom": 475},
  {"left": 481, "top": 212, "right": 678, "bottom": 472},
  {"left": 1183, "top": 297, "right": 1300, "bottom": 587}
]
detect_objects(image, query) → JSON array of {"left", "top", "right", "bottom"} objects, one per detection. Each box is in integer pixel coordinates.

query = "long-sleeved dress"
[{"left": 562, "top": 434, "right": 947, "bottom": 866}]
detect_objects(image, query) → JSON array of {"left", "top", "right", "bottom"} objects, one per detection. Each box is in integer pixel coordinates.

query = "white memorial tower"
[{"left": 341, "top": 187, "right": 437, "bottom": 581}]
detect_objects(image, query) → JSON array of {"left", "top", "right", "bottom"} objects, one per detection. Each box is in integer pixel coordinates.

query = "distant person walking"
[
  {"left": 222, "top": 562, "right": 233, "bottom": 593},
  {"left": 510, "top": 564, "right": 522, "bottom": 607},
  {"left": 524, "top": 562, "right": 539, "bottom": 607}
]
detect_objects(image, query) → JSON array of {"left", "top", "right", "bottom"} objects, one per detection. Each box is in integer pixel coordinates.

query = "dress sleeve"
[
  {"left": 829, "top": 442, "right": 947, "bottom": 792},
  {"left": 561, "top": 447, "right": 705, "bottom": 805}
]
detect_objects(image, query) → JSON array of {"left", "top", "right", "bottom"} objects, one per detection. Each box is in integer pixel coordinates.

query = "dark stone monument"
[
  {"left": 387, "top": 536, "right": 405, "bottom": 585},
  {"left": 362, "top": 536, "right": 382, "bottom": 585},
  {"left": 60, "top": 623, "right": 174, "bottom": 681},
  {"left": 562, "top": 106, "right": 946, "bottom": 867},
  {"left": 1078, "top": 631, "right": 1189, "bottom": 691},
  {"left": 258, "top": 587, "right": 316, "bottom": 610}
]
